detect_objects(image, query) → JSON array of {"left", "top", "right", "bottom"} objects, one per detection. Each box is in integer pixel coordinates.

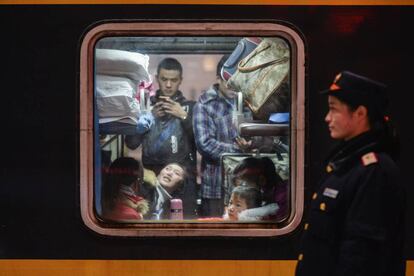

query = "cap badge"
[
  {"left": 329, "top": 83, "right": 341, "bottom": 90},
  {"left": 329, "top": 73, "right": 342, "bottom": 91}
]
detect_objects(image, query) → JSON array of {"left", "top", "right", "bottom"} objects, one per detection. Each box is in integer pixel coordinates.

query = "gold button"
[
  {"left": 312, "top": 193, "right": 317, "bottom": 200},
  {"left": 304, "top": 223, "right": 309, "bottom": 230},
  {"left": 320, "top": 202, "right": 326, "bottom": 211},
  {"left": 326, "top": 165, "right": 333, "bottom": 173},
  {"left": 298, "top": 254, "right": 303, "bottom": 261}
]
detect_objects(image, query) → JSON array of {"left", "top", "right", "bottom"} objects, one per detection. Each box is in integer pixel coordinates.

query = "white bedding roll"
[
  {"left": 95, "top": 49, "right": 150, "bottom": 83},
  {"left": 96, "top": 74, "right": 140, "bottom": 124}
]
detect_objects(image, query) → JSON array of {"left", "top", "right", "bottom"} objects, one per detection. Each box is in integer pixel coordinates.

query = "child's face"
[
  {"left": 158, "top": 164, "right": 184, "bottom": 192},
  {"left": 227, "top": 194, "right": 248, "bottom": 220}
]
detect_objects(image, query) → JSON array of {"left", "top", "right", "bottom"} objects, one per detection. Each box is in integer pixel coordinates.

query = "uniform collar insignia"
[{"left": 361, "top": 152, "right": 378, "bottom": 166}]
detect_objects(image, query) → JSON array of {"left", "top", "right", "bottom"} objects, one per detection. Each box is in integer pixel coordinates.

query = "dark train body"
[{"left": 0, "top": 2, "right": 413, "bottom": 275}]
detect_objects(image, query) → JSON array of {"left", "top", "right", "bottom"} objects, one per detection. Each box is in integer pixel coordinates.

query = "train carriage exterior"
[{"left": 0, "top": 0, "right": 413, "bottom": 275}]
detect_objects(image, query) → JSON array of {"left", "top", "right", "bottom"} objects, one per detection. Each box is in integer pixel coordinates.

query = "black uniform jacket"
[{"left": 296, "top": 131, "right": 405, "bottom": 276}]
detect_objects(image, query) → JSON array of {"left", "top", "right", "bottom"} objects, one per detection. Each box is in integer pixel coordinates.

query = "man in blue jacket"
[{"left": 125, "top": 57, "right": 196, "bottom": 218}]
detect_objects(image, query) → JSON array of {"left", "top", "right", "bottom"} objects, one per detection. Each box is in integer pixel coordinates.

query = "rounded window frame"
[{"left": 79, "top": 21, "right": 305, "bottom": 237}]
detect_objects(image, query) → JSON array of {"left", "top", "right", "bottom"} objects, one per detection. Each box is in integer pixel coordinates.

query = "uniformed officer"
[{"left": 295, "top": 71, "right": 405, "bottom": 276}]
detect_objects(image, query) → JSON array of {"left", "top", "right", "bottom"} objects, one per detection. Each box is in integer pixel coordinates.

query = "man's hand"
[
  {"left": 155, "top": 97, "right": 187, "bottom": 120},
  {"left": 235, "top": 136, "right": 253, "bottom": 152},
  {"left": 152, "top": 101, "right": 167, "bottom": 118}
]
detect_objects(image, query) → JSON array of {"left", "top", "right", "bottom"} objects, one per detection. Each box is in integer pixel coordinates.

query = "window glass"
[{"left": 95, "top": 36, "right": 291, "bottom": 223}]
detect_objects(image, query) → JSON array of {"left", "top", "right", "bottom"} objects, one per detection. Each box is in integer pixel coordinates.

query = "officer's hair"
[
  {"left": 340, "top": 98, "right": 385, "bottom": 129},
  {"left": 339, "top": 97, "right": 400, "bottom": 161}
]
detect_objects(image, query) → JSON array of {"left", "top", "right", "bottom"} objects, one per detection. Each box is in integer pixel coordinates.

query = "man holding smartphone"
[{"left": 125, "top": 57, "right": 197, "bottom": 218}]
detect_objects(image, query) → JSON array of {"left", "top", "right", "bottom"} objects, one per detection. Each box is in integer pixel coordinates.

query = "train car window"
[{"left": 80, "top": 22, "right": 305, "bottom": 236}]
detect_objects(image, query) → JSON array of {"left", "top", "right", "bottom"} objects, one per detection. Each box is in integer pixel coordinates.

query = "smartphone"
[{"left": 159, "top": 96, "right": 169, "bottom": 102}]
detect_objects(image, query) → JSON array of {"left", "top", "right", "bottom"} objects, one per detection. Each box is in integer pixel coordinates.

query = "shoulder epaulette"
[{"left": 361, "top": 152, "right": 378, "bottom": 166}]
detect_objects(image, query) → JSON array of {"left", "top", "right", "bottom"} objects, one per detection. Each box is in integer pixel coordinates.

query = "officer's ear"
[
  {"left": 355, "top": 105, "right": 368, "bottom": 118},
  {"left": 354, "top": 105, "right": 369, "bottom": 126}
]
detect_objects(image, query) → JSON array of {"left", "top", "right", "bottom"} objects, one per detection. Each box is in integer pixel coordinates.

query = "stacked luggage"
[{"left": 95, "top": 49, "right": 150, "bottom": 134}]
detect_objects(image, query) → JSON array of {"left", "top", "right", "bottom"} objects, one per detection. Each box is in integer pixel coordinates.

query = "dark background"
[{"left": 0, "top": 5, "right": 412, "bottom": 260}]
